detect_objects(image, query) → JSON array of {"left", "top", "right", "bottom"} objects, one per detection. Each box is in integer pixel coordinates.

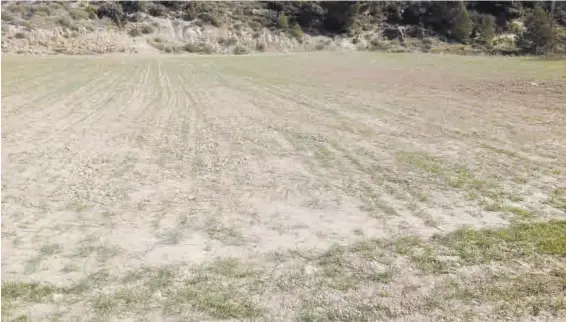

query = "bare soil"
[{"left": 2, "top": 52, "right": 565, "bottom": 321}]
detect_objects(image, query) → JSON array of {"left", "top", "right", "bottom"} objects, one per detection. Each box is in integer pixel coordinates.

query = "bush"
[
  {"left": 219, "top": 37, "right": 238, "bottom": 46},
  {"left": 85, "top": 5, "right": 97, "bottom": 19},
  {"left": 370, "top": 38, "right": 391, "bottom": 51},
  {"left": 518, "top": 7, "right": 555, "bottom": 55},
  {"left": 451, "top": 1, "right": 473, "bottom": 43},
  {"left": 57, "top": 17, "right": 79, "bottom": 31},
  {"left": 141, "top": 25, "right": 154, "bottom": 34},
  {"left": 69, "top": 9, "right": 90, "bottom": 20},
  {"left": 97, "top": 3, "right": 125, "bottom": 27},
  {"left": 121, "top": 1, "right": 148, "bottom": 14},
  {"left": 183, "top": 43, "right": 201, "bottom": 52},
  {"left": 291, "top": 23, "right": 304, "bottom": 40},
  {"left": 129, "top": 28, "right": 142, "bottom": 37},
  {"left": 147, "top": 3, "right": 167, "bottom": 17},
  {"left": 200, "top": 13, "right": 222, "bottom": 27},
  {"left": 256, "top": 42, "right": 266, "bottom": 52},
  {"left": 478, "top": 14, "right": 495, "bottom": 45},
  {"left": 233, "top": 45, "right": 250, "bottom": 55},
  {"left": 278, "top": 13, "right": 289, "bottom": 29},
  {"left": 1, "top": 11, "right": 16, "bottom": 22}
]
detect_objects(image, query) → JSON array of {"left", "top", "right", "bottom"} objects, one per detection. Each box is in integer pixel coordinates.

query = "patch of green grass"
[
  {"left": 204, "top": 218, "right": 244, "bottom": 245},
  {"left": 297, "top": 239, "right": 395, "bottom": 291},
  {"left": 73, "top": 244, "right": 121, "bottom": 262},
  {"left": 502, "top": 205, "right": 534, "bottom": 218},
  {"left": 39, "top": 243, "right": 61, "bottom": 256},
  {"left": 315, "top": 245, "right": 360, "bottom": 290},
  {"left": 169, "top": 258, "right": 263, "bottom": 319},
  {"left": 23, "top": 243, "right": 63, "bottom": 273},
  {"left": 433, "top": 220, "right": 566, "bottom": 265},
  {"left": 358, "top": 184, "right": 398, "bottom": 217},
  {"left": 69, "top": 269, "right": 113, "bottom": 294},
  {"left": 397, "top": 151, "right": 444, "bottom": 175},
  {"left": 1, "top": 281, "right": 60, "bottom": 303},
  {"left": 442, "top": 266, "right": 566, "bottom": 318},
  {"left": 299, "top": 296, "right": 393, "bottom": 321},
  {"left": 480, "top": 143, "right": 518, "bottom": 158},
  {"left": 92, "top": 287, "right": 153, "bottom": 317},
  {"left": 314, "top": 145, "right": 334, "bottom": 167},
  {"left": 159, "top": 230, "right": 183, "bottom": 245}
]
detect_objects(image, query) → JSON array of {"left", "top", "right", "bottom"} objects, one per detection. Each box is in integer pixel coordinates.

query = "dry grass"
[{"left": 1, "top": 52, "right": 565, "bottom": 320}]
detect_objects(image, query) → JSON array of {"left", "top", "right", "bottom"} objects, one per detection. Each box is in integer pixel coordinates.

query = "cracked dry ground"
[{"left": 2, "top": 53, "right": 566, "bottom": 321}]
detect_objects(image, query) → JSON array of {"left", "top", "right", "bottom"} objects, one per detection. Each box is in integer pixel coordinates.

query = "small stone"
[{"left": 52, "top": 293, "right": 64, "bottom": 302}]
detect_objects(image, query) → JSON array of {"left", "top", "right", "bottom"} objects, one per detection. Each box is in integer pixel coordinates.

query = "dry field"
[{"left": 1, "top": 52, "right": 566, "bottom": 321}]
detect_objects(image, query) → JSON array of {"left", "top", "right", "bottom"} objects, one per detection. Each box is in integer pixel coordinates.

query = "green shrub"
[
  {"left": 97, "top": 2, "right": 125, "bottom": 27},
  {"left": 183, "top": 43, "right": 201, "bottom": 52},
  {"left": 451, "top": 1, "right": 473, "bottom": 43},
  {"left": 233, "top": 45, "right": 250, "bottom": 55},
  {"left": 291, "top": 23, "right": 304, "bottom": 40},
  {"left": 69, "top": 9, "right": 90, "bottom": 20},
  {"left": 370, "top": 38, "right": 391, "bottom": 51},
  {"left": 141, "top": 25, "right": 154, "bottom": 34},
  {"left": 278, "top": 13, "right": 289, "bottom": 29},
  {"left": 200, "top": 13, "right": 222, "bottom": 27},
  {"left": 85, "top": 5, "right": 97, "bottom": 19},
  {"left": 518, "top": 7, "right": 555, "bottom": 55},
  {"left": 256, "top": 42, "right": 266, "bottom": 52},
  {"left": 129, "top": 28, "right": 142, "bottom": 37},
  {"left": 57, "top": 17, "right": 79, "bottom": 31},
  {"left": 147, "top": 3, "right": 167, "bottom": 17},
  {"left": 1, "top": 11, "right": 16, "bottom": 22},
  {"left": 478, "top": 14, "right": 495, "bottom": 46}
]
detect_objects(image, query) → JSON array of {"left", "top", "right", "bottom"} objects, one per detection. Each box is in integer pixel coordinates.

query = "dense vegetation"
[
  {"left": 3, "top": 1, "right": 565, "bottom": 55},
  {"left": 95, "top": 1, "right": 565, "bottom": 55}
]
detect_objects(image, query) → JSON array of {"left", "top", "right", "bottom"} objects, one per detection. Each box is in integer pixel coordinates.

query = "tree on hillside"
[
  {"left": 518, "top": 6, "right": 555, "bottom": 55},
  {"left": 477, "top": 14, "right": 496, "bottom": 46},
  {"left": 450, "top": 1, "right": 474, "bottom": 43}
]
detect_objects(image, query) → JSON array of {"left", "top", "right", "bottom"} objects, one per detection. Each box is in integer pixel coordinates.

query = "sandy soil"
[{"left": 2, "top": 52, "right": 565, "bottom": 321}]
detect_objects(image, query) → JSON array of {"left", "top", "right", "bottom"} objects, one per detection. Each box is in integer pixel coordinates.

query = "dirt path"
[{"left": 2, "top": 53, "right": 565, "bottom": 321}]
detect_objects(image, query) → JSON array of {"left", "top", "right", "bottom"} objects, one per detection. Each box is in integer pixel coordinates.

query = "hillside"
[{"left": 2, "top": 1, "right": 566, "bottom": 55}]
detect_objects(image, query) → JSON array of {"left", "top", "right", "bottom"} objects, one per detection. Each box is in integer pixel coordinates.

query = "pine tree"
[
  {"left": 519, "top": 7, "right": 554, "bottom": 55},
  {"left": 451, "top": 1, "right": 473, "bottom": 43},
  {"left": 478, "top": 14, "right": 496, "bottom": 46}
]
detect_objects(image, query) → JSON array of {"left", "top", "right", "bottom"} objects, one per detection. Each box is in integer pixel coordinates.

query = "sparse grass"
[
  {"left": 24, "top": 243, "right": 62, "bottom": 273},
  {"left": 73, "top": 244, "right": 121, "bottom": 262},
  {"left": 299, "top": 296, "right": 393, "bottom": 321},
  {"left": 440, "top": 266, "right": 566, "bottom": 318},
  {"left": 434, "top": 220, "right": 566, "bottom": 265},
  {"left": 159, "top": 230, "right": 183, "bottom": 245},
  {"left": 1, "top": 50, "right": 564, "bottom": 321},
  {"left": 204, "top": 218, "right": 244, "bottom": 245},
  {"left": 69, "top": 8, "right": 89, "bottom": 20},
  {"left": 313, "top": 145, "right": 334, "bottom": 167},
  {"left": 396, "top": 150, "right": 532, "bottom": 218},
  {"left": 171, "top": 258, "right": 262, "bottom": 319},
  {"left": 2, "top": 281, "right": 60, "bottom": 303},
  {"left": 548, "top": 188, "right": 566, "bottom": 211},
  {"left": 56, "top": 16, "right": 79, "bottom": 31}
]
